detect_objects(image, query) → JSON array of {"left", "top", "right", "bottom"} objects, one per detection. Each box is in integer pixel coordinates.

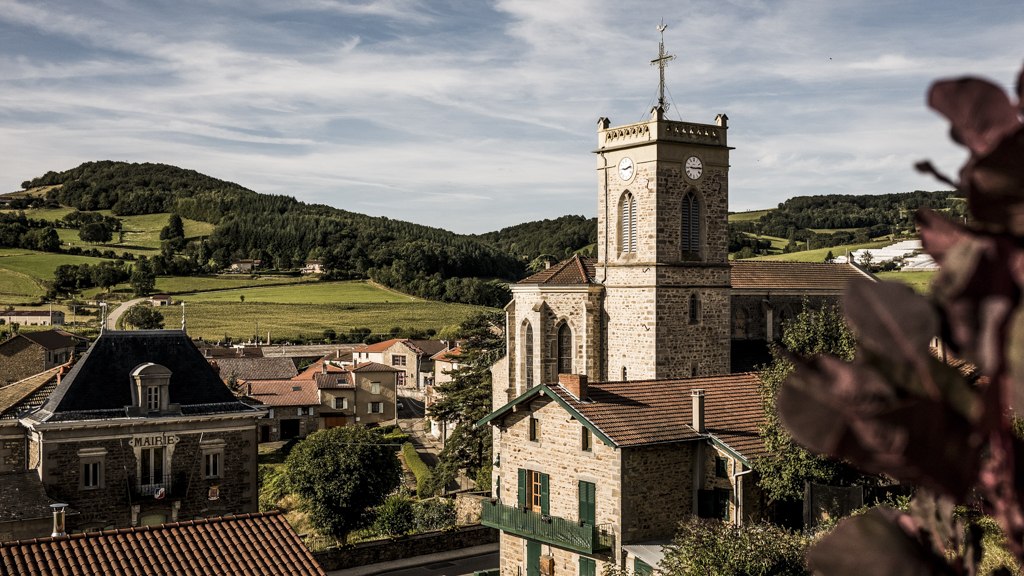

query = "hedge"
[{"left": 401, "top": 442, "right": 435, "bottom": 497}]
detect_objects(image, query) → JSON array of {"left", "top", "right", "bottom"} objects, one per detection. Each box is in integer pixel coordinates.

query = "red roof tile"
[
  {"left": 730, "top": 261, "right": 873, "bottom": 292},
  {"left": 540, "top": 373, "right": 766, "bottom": 460},
  {"left": 244, "top": 379, "right": 319, "bottom": 406},
  {"left": 295, "top": 357, "right": 347, "bottom": 380},
  {"left": 432, "top": 346, "right": 463, "bottom": 362},
  {"left": 518, "top": 255, "right": 596, "bottom": 285},
  {"left": 0, "top": 511, "right": 325, "bottom": 576},
  {"left": 357, "top": 338, "right": 404, "bottom": 353}
]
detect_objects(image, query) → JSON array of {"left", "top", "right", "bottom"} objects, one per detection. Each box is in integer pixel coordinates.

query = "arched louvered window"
[
  {"left": 557, "top": 323, "right": 572, "bottom": 375},
  {"left": 682, "top": 191, "right": 701, "bottom": 258},
  {"left": 620, "top": 192, "right": 637, "bottom": 254},
  {"left": 524, "top": 322, "right": 534, "bottom": 388}
]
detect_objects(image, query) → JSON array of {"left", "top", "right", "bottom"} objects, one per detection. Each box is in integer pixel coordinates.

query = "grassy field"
[
  {"left": 179, "top": 280, "right": 414, "bottom": 304},
  {"left": 0, "top": 269, "right": 44, "bottom": 301},
  {"left": 728, "top": 209, "right": 771, "bottom": 222},
  {"left": 0, "top": 248, "right": 110, "bottom": 281},
  {"left": 875, "top": 270, "right": 936, "bottom": 294},
  {"left": 155, "top": 275, "right": 315, "bottom": 294},
  {"left": 750, "top": 240, "right": 891, "bottom": 263}
]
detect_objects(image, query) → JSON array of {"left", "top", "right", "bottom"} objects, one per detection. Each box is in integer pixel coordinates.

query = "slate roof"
[
  {"left": 482, "top": 373, "right": 766, "bottom": 463},
  {"left": 518, "top": 255, "right": 596, "bottom": 285},
  {"left": 0, "top": 365, "right": 65, "bottom": 420},
  {"left": 0, "top": 471, "right": 61, "bottom": 523},
  {"left": 210, "top": 357, "right": 298, "bottom": 381},
  {"left": 16, "top": 330, "right": 83, "bottom": 350},
  {"left": 245, "top": 379, "right": 320, "bottom": 407},
  {"left": 0, "top": 511, "right": 326, "bottom": 576},
  {"left": 729, "top": 261, "right": 873, "bottom": 292},
  {"left": 34, "top": 330, "right": 257, "bottom": 422}
]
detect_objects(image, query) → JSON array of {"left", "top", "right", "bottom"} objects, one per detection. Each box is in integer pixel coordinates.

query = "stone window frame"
[
  {"left": 391, "top": 355, "right": 407, "bottom": 367},
  {"left": 201, "top": 439, "right": 226, "bottom": 480},
  {"left": 334, "top": 396, "right": 349, "bottom": 410},
  {"left": 555, "top": 322, "right": 573, "bottom": 376},
  {"left": 130, "top": 363, "right": 173, "bottom": 415},
  {"left": 368, "top": 402, "right": 384, "bottom": 414},
  {"left": 78, "top": 447, "right": 107, "bottom": 490},
  {"left": 581, "top": 426, "right": 591, "bottom": 452},
  {"left": 522, "top": 320, "right": 535, "bottom": 389},
  {"left": 715, "top": 456, "right": 728, "bottom": 478},
  {"left": 528, "top": 416, "right": 540, "bottom": 442},
  {"left": 619, "top": 191, "right": 638, "bottom": 255},
  {"left": 370, "top": 381, "right": 382, "bottom": 395},
  {"left": 689, "top": 292, "right": 701, "bottom": 325}
]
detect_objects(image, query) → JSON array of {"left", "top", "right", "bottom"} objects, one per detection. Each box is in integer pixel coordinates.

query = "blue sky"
[{"left": 1, "top": 1, "right": 1022, "bottom": 233}]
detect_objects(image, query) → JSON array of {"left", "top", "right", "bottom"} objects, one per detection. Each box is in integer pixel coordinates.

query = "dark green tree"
[
  {"left": 79, "top": 221, "right": 113, "bottom": 243},
  {"left": 159, "top": 213, "right": 186, "bottom": 251},
  {"left": 130, "top": 257, "right": 156, "bottom": 296},
  {"left": 427, "top": 310, "right": 505, "bottom": 490},
  {"left": 122, "top": 302, "right": 165, "bottom": 329},
  {"left": 754, "top": 303, "right": 859, "bottom": 503},
  {"left": 285, "top": 426, "right": 401, "bottom": 543}
]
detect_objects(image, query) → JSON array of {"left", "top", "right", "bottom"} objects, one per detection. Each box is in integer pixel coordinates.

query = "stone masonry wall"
[
  {"left": 0, "top": 426, "right": 25, "bottom": 473},
  {"left": 620, "top": 444, "right": 695, "bottom": 544},
  {"left": 494, "top": 394, "right": 621, "bottom": 576}
]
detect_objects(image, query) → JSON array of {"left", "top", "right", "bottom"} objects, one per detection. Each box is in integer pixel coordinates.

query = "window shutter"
[
  {"left": 578, "top": 480, "right": 596, "bottom": 525},
  {"left": 367, "top": 403, "right": 373, "bottom": 413},
  {"left": 518, "top": 469, "right": 528, "bottom": 509},
  {"left": 579, "top": 557, "right": 596, "bottom": 576},
  {"left": 540, "top": 473, "right": 550, "bottom": 515}
]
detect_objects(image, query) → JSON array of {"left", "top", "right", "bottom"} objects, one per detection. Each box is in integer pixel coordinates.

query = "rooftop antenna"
[
  {"left": 651, "top": 20, "right": 675, "bottom": 112},
  {"left": 180, "top": 301, "right": 186, "bottom": 333}
]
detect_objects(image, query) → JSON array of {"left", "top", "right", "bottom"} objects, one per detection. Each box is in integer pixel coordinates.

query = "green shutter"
[
  {"left": 579, "top": 557, "right": 596, "bottom": 576},
  {"left": 540, "top": 473, "right": 550, "bottom": 515},
  {"left": 634, "top": 558, "right": 653, "bottom": 576},
  {"left": 518, "top": 469, "right": 528, "bottom": 509},
  {"left": 578, "top": 480, "right": 596, "bottom": 525}
]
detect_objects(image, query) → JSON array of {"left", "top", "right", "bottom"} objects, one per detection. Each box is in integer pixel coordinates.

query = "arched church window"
[
  {"left": 557, "top": 323, "right": 572, "bottom": 375},
  {"left": 689, "top": 293, "right": 701, "bottom": 325},
  {"left": 524, "top": 322, "right": 534, "bottom": 388},
  {"left": 620, "top": 192, "right": 637, "bottom": 254},
  {"left": 682, "top": 191, "right": 701, "bottom": 258}
]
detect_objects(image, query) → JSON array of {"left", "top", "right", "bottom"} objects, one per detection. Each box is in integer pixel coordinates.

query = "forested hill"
[
  {"left": 473, "top": 215, "right": 597, "bottom": 264},
  {"left": 20, "top": 161, "right": 522, "bottom": 307}
]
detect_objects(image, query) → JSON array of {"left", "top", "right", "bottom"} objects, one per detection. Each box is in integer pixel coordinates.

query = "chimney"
[
  {"left": 559, "top": 374, "right": 588, "bottom": 401},
  {"left": 50, "top": 503, "right": 68, "bottom": 537},
  {"left": 691, "top": 389, "right": 705, "bottom": 433},
  {"left": 322, "top": 361, "right": 328, "bottom": 375}
]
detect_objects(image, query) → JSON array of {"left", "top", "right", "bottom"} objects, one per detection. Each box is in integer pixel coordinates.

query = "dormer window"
[{"left": 129, "top": 363, "right": 176, "bottom": 416}]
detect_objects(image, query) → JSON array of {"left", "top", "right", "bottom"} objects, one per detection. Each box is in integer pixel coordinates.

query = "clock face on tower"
[
  {"left": 685, "top": 156, "right": 703, "bottom": 180},
  {"left": 618, "top": 157, "right": 635, "bottom": 182}
]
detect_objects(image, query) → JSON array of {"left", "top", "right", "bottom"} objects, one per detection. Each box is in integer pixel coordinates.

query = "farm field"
[
  {"left": 728, "top": 209, "right": 771, "bottom": 222},
  {"left": 155, "top": 275, "right": 315, "bottom": 294},
  {"left": 875, "top": 270, "right": 936, "bottom": 294},
  {"left": 749, "top": 240, "right": 891, "bottom": 263},
  {"left": 0, "top": 248, "right": 110, "bottom": 282},
  {"left": 178, "top": 280, "right": 413, "bottom": 304}
]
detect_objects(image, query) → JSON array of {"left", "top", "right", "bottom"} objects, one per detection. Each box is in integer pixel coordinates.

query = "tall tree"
[
  {"left": 755, "top": 303, "right": 860, "bottom": 503},
  {"left": 130, "top": 257, "right": 156, "bottom": 296},
  {"left": 285, "top": 426, "right": 401, "bottom": 543},
  {"left": 122, "top": 302, "right": 165, "bottom": 330},
  {"left": 428, "top": 310, "right": 505, "bottom": 490}
]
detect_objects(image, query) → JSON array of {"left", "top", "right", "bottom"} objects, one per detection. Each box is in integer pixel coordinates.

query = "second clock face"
[
  {"left": 618, "top": 157, "right": 635, "bottom": 182},
  {"left": 685, "top": 156, "right": 703, "bottom": 180}
]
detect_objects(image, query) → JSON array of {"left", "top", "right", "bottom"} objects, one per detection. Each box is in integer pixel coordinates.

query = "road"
[
  {"left": 396, "top": 395, "right": 441, "bottom": 468},
  {"left": 105, "top": 297, "right": 146, "bottom": 330}
]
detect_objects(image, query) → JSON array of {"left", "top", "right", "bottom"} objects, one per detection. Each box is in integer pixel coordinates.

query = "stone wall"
[
  {"left": 259, "top": 407, "right": 321, "bottom": 442},
  {"left": 0, "top": 427, "right": 25, "bottom": 473},
  {"left": 731, "top": 294, "right": 837, "bottom": 342},
  {"left": 314, "top": 525, "right": 498, "bottom": 571},
  {"left": 620, "top": 443, "right": 695, "bottom": 544}
]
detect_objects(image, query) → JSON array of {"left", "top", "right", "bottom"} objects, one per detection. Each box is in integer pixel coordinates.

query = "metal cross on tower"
[{"left": 650, "top": 22, "right": 675, "bottom": 111}]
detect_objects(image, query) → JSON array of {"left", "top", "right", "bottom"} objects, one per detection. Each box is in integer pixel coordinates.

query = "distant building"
[
  {"left": 301, "top": 259, "right": 324, "bottom": 275},
  {"left": 0, "top": 330, "right": 86, "bottom": 385},
  {"left": 353, "top": 338, "right": 448, "bottom": 390},
  {"left": 0, "top": 329, "right": 264, "bottom": 536},
  {"left": 427, "top": 346, "right": 462, "bottom": 442},
  {"left": 148, "top": 294, "right": 174, "bottom": 306},
  {"left": 0, "top": 310, "right": 64, "bottom": 326},
  {"left": 229, "top": 259, "right": 262, "bottom": 273}
]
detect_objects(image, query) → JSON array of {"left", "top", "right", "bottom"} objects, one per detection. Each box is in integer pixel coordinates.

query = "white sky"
[{"left": 1, "top": 0, "right": 1021, "bottom": 233}]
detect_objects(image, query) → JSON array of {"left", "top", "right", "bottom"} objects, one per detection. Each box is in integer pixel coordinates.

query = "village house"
[
  {"left": 301, "top": 259, "right": 324, "bottom": 275},
  {"left": 148, "top": 294, "right": 174, "bottom": 307},
  {"left": 244, "top": 357, "right": 400, "bottom": 442},
  {"left": 0, "top": 310, "right": 64, "bottom": 327},
  {"left": 0, "top": 330, "right": 86, "bottom": 386},
  {"left": 0, "top": 328, "right": 264, "bottom": 537},
  {"left": 427, "top": 346, "right": 462, "bottom": 443},
  {"left": 480, "top": 373, "right": 764, "bottom": 576},
  {"left": 353, "top": 338, "right": 448, "bottom": 390},
  {"left": 228, "top": 259, "right": 262, "bottom": 273}
]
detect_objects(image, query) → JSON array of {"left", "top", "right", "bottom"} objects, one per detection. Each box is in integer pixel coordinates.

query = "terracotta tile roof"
[
  {"left": 730, "top": 261, "right": 873, "bottom": 292},
  {"left": 432, "top": 346, "right": 463, "bottom": 362},
  {"left": 0, "top": 365, "right": 65, "bottom": 418},
  {"left": 352, "top": 361, "right": 402, "bottom": 373},
  {"left": 210, "top": 357, "right": 298, "bottom": 381},
  {"left": 0, "top": 511, "right": 326, "bottom": 576},
  {"left": 357, "top": 338, "right": 404, "bottom": 353},
  {"left": 244, "top": 379, "right": 320, "bottom": 407},
  {"left": 295, "top": 357, "right": 347, "bottom": 380},
  {"left": 486, "top": 373, "right": 766, "bottom": 462},
  {"left": 518, "top": 255, "right": 596, "bottom": 285},
  {"left": 313, "top": 372, "right": 354, "bottom": 389}
]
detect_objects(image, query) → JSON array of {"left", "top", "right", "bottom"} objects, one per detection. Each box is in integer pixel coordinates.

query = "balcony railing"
[
  {"left": 130, "top": 472, "right": 186, "bottom": 500},
  {"left": 480, "top": 500, "right": 614, "bottom": 554}
]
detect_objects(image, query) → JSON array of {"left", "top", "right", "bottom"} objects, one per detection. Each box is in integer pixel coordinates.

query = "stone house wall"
[
  {"left": 352, "top": 370, "right": 397, "bottom": 426},
  {"left": 258, "top": 406, "right": 320, "bottom": 442},
  {"left": 0, "top": 425, "right": 26, "bottom": 473},
  {"left": 620, "top": 443, "right": 696, "bottom": 544}
]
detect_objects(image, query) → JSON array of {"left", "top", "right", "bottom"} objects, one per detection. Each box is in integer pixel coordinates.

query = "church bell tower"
[{"left": 594, "top": 25, "right": 732, "bottom": 380}]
